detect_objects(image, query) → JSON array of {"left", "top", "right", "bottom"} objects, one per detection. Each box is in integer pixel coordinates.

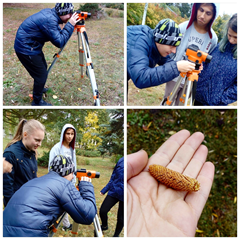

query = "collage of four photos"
[{"left": 2, "top": 2, "right": 237, "bottom": 238}]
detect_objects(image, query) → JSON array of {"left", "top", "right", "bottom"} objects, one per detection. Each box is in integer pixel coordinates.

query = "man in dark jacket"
[
  {"left": 14, "top": 3, "right": 80, "bottom": 106},
  {"left": 99, "top": 157, "right": 124, "bottom": 237},
  {"left": 127, "top": 19, "right": 196, "bottom": 91},
  {"left": 3, "top": 155, "right": 97, "bottom": 237}
]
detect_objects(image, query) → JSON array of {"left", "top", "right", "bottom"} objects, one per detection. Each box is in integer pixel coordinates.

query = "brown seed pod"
[{"left": 149, "top": 164, "right": 200, "bottom": 192}]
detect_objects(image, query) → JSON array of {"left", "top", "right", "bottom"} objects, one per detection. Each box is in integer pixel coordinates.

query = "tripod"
[
  {"left": 163, "top": 70, "right": 200, "bottom": 106},
  {"left": 48, "top": 212, "right": 103, "bottom": 237},
  {"left": 162, "top": 44, "right": 212, "bottom": 106},
  {"left": 47, "top": 11, "right": 100, "bottom": 106}
]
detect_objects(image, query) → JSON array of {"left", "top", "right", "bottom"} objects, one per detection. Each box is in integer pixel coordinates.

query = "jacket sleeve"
[
  {"left": 220, "top": 78, "right": 237, "bottom": 105},
  {"left": 100, "top": 163, "right": 118, "bottom": 194},
  {"left": 60, "top": 181, "right": 97, "bottom": 225},
  {"left": 41, "top": 17, "right": 74, "bottom": 49},
  {"left": 3, "top": 152, "right": 17, "bottom": 206},
  {"left": 128, "top": 36, "right": 179, "bottom": 89}
]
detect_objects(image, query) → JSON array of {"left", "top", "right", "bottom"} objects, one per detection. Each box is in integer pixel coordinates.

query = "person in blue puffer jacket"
[
  {"left": 99, "top": 157, "right": 124, "bottom": 237},
  {"left": 195, "top": 13, "right": 237, "bottom": 106},
  {"left": 127, "top": 19, "right": 196, "bottom": 95},
  {"left": 3, "top": 155, "right": 97, "bottom": 237},
  {"left": 14, "top": 3, "right": 80, "bottom": 106}
]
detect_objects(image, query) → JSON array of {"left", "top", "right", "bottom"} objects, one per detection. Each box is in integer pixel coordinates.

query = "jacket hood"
[
  {"left": 187, "top": 3, "right": 220, "bottom": 39},
  {"left": 60, "top": 124, "right": 76, "bottom": 150}
]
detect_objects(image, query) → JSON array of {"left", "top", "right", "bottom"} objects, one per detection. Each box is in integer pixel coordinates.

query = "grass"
[
  {"left": 3, "top": 138, "right": 124, "bottom": 237},
  {"left": 3, "top": 3, "right": 124, "bottom": 106},
  {"left": 127, "top": 109, "right": 237, "bottom": 237}
]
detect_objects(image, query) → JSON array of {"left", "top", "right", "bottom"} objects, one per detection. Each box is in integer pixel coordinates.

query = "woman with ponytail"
[{"left": 3, "top": 119, "right": 45, "bottom": 206}]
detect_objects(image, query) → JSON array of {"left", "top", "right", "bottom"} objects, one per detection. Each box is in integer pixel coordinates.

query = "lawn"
[
  {"left": 127, "top": 109, "right": 237, "bottom": 237},
  {"left": 3, "top": 3, "right": 124, "bottom": 106}
]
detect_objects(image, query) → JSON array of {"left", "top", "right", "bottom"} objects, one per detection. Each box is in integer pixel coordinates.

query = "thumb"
[{"left": 127, "top": 150, "right": 148, "bottom": 180}]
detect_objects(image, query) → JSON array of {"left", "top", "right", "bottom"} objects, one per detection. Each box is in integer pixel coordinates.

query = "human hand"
[
  {"left": 177, "top": 60, "right": 196, "bottom": 73},
  {"left": 81, "top": 176, "right": 92, "bottom": 182},
  {"left": 3, "top": 157, "right": 13, "bottom": 174},
  {"left": 69, "top": 12, "right": 80, "bottom": 26},
  {"left": 100, "top": 192, "right": 104, "bottom": 196},
  {"left": 127, "top": 130, "right": 214, "bottom": 237}
]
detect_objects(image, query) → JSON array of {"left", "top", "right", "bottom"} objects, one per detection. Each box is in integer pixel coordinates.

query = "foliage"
[
  {"left": 75, "top": 149, "right": 101, "bottom": 158},
  {"left": 105, "top": 3, "right": 124, "bottom": 10},
  {"left": 78, "top": 3, "right": 101, "bottom": 14},
  {"left": 38, "top": 151, "right": 50, "bottom": 168},
  {"left": 97, "top": 109, "right": 124, "bottom": 156},
  {"left": 110, "top": 154, "right": 123, "bottom": 164},
  {"left": 127, "top": 109, "right": 237, "bottom": 237}
]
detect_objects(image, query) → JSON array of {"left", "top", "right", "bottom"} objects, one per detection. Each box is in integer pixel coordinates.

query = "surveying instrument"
[
  {"left": 48, "top": 169, "right": 103, "bottom": 237},
  {"left": 162, "top": 44, "right": 212, "bottom": 106},
  {"left": 47, "top": 11, "right": 100, "bottom": 106}
]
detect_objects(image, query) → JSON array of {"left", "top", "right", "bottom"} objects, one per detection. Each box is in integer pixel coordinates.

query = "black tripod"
[{"left": 48, "top": 11, "right": 100, "bottom": 106}]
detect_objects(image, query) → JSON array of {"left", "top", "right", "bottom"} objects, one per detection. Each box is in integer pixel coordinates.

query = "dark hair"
[{"left": 219, "top": 13, "right": 237, "bottom": 59}]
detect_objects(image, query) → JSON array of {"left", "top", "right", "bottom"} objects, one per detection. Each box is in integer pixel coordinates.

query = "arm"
[
  {"left": 3, "top": 152, "right": 17, "bottom": 206},
  {"left": 128, "top": 37, "right": 179, "bottom": 89},
  {"left": 60, "top": 181, "right": 97, "bottom": 225},
  {"left": 220, "top": 78, "right": 237, "bottom": 105}
]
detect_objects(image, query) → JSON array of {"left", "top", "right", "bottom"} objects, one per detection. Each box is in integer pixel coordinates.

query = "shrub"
[
  {"left": 38, "top": 151, "right": 50, "bottom": 168},
  {"left": 78, "top": 3, "right": 101, "bottom": 14},
  {"left": 75, "top": 149, "right": 101, "bottom": 157},
  {"left": 110, "top": 154, "right": 123, "bottom": 164}
]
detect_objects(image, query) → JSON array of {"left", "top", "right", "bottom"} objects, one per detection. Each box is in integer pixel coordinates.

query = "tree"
[{"left": 97, "top": 109, "right": 124, "bottom": 158}]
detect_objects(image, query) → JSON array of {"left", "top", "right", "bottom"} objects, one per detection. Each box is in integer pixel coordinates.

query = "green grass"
[
  {"left": 127, "top": 109, "right": 237, "bottom": 237},
  {"left": 3, "top": 3, "right": 124, "bottom": 106}
]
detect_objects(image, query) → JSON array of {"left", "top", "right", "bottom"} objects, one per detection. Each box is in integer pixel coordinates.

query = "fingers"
[
  {"left": 127, "top": 150, "right": 148, "bottom": 180},
  {"left": 166, "top": 132, "right": 205, "bottom": 173},
  {"left": 185, "top": 162, "right": 215, "bottom": 221},
  {"left": 145, "top": 129, "right": 190, "bottom": 170}
]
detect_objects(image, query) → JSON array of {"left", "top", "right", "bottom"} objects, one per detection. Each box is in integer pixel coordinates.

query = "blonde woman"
[{"left": 3, "top": 119, "right": 45, "bottom": 207}]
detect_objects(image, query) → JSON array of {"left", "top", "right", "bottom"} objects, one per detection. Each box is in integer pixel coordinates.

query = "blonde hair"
[{"left": 5, "top": 119, "right": 45, "bottom": 149}]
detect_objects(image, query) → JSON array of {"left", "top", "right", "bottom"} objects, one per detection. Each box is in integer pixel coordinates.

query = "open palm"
[{"left": 127, "top": 130, "right": 214, "bottom": 237}]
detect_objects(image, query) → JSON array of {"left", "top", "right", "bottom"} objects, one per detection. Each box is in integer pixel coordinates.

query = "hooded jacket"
[
  {"left": 14, "top": 8, "right": 74, "bottom": 55},
  {"left": 3, "top": 171, "right": 97, "bottom": 237},
  {"left": 100, "top": 157, "right": 124, "bottom": 202},
  {"left": 127, "top": 25, "right": 180, "bottom": 89},
  {"left": 3, "top": 140, "right": 37, "bottom": 207},
  {"left": 49, "top": 124, "right": 77, "bottom": 183}
]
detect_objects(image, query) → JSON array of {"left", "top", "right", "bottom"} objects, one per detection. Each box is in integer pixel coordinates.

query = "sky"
[{"left": 218, "top": 3, "right": 238, "bottom": 16}]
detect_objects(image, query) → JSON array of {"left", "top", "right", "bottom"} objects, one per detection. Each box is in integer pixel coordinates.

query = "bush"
[
  {"left": 75, "top": 149, "right": 101, "bottom": 157},
  {"left": 38, "top": 151, "right": 50, "bottom": 168},
  {"left": 78, "top": 3, "right": 101, "bottom": 14},
  {"left": 105, "top": 3, "right": 124, "bottom": 10},
  {"left": 110, "top": 154, "right": 123, "bottom": 164}
]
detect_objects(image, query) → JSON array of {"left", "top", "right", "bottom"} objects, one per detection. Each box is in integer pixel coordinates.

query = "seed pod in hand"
[{"left": 149, "top": 164, "right": 200, "bottom": 192}]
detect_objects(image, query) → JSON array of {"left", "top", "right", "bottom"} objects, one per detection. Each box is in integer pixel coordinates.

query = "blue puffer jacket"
[
  {"left": 14, "top": 8, "right": 74, "bottom": 55},
  {"left": 101, "top": 157, "right": 124, "bottom": 202},
  {"left": 195, "top": 43, "right": 237, "bottom": 105},
  {"left": 3, "top": 171, "right": 97, "bottom": 237},
  {"left": 3, "top": 140, "right": 37, "bottom": 206},
  {"left": 127, "top": 25, "right": 180, "bottom": 89}
]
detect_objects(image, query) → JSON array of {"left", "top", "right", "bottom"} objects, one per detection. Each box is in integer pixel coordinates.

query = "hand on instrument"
[
  {"left": 81, "top": 176, "right": 92, "bottom": 182},
  {"left": 127, "top": 130, "right": 214, "bottom": 237},
  {"left": 69, "top": 12, "right": 80, "bottom": 26},
  {"left": 177, "top": 60, "right": 196, "bottom": 73}
]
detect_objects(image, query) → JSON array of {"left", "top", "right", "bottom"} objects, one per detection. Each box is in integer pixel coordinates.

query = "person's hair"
[
  {"left": 195, "top": 3, "right": 216, "bottom": 27},
  {"left": 5, "top": 119, "right": 45, "bottom": 149},
  {"left": 219, "top": 13, "right": 237, "bottom": 59}
]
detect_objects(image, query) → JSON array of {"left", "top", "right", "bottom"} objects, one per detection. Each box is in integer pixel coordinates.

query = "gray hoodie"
[{"left": 49, "top": 124, "right": 77, "bottom": 183}]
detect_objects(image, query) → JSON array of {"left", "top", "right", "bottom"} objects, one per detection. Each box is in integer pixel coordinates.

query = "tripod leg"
[
  {"left": 163, "top": 75, "right": 185, "bottom": 106},
  {"left": 93, "top": 214, "right": 104, "bottom": 237},
  {"left": 178, "top": 78, "right": 189, "bottom": 106},
  {"left": 184, "top": 80, "right": 193, "bottom": 106},
  {"left": 80, "top": 31, "right": 100, "bottom": 106},
  {"left": 77, "top": 31, "right": 84, "bottom": 78},
  {"left": 71, "top": 221, "right": 79, "bottom": 237}
]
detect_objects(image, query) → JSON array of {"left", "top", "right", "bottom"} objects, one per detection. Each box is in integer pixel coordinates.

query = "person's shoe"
[
  {"left": 101, "top": 225, "right": 108, "bottom": 231},
  {"left": 42, "top": 87, "right": 49, "bottom": 93},
  {"left": 62, "top": 224, "right": 72, "bottom": 231},
  {"left": 31, "top": 99, "right": 52, "bottom": 106}
]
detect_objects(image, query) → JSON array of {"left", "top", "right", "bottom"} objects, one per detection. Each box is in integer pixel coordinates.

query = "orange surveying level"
[
  {"left": 76, "top": 168, "right": 100, "bottom": 180},
  {"left": 47, "top": 11, "right": 100, "bottom": 106},
  {"left": 162, "top": 44, "right": 212, "bottom": 106}
]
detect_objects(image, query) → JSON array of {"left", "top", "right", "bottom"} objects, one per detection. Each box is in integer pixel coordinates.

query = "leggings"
[
  {"left": 99, "top": 195, "right": 124, "bottom": 237},
  {"left": 16, "top": 51, "right": 48, "bottom": 104}
]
